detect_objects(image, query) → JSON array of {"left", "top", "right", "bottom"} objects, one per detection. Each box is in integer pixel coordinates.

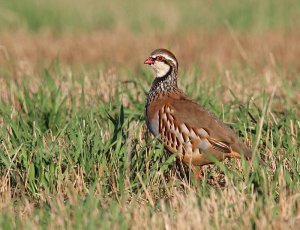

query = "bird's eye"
[{"left": 156, "top": 56, "right": 163, "bottom": 61}]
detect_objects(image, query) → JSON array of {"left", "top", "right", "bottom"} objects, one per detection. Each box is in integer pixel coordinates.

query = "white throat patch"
[
  {"left": 151, "top": 53, "right": 177, "bottom": 78},
  {"left": 152, "top": 61, "right": 170, "bottom": 77}
]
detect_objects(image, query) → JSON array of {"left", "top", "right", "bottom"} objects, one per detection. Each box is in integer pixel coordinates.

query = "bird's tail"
[
  {"left": 233, "top": 142, "right": 252, "bottom": 160},
  {"left": 233, "top": 141, "right": 266, "bottom": 166}
]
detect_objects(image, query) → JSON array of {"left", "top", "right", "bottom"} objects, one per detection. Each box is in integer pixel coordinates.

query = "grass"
[
  {"left": 0, "top": 0, "right": 299, "bottom": 229},
  {"left": 0, "top": 57, "right": 299, "bottom": 228}
]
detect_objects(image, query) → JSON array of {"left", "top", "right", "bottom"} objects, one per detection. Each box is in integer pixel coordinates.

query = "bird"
[{"left": 144, "top": 48, "right": 253, "bottom": 179}]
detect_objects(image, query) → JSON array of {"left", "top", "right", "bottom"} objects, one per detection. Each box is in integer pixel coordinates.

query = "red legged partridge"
[{"left": 144, "top": 48, "right": 252, "bottom": 179}]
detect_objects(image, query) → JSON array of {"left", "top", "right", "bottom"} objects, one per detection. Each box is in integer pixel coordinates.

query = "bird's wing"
[{"left": 163, "top": 95, "right": 252, "bottom": 159}]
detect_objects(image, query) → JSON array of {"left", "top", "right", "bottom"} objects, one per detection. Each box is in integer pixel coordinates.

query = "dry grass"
[
  {"left": 1, "top": 30, "right": 300, "bottom": 72},
  {"left": 1, "top": 167, "right": 299, "bottom": 229}
]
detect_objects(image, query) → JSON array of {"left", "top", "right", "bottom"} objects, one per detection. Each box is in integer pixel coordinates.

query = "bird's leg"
[
  {"left": 192, "top": 166, "right": 203, "bottom": 181},
  {"left": 190, "top": 165, "right": 203, "bottom": 189}
]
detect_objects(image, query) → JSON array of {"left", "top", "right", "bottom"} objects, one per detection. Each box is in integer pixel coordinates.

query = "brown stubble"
[{"left": 1, "top": 30, "right": 300, "bottom": 72}]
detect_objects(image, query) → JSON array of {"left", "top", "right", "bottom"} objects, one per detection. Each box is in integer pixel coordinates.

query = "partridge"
[{"left": 144, "top": 48, "right": 252, "bottom": 179}]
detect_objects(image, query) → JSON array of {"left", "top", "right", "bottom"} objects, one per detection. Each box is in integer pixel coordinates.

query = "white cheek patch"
[{"left": 152, "top": 61, "right": 170, "bottom": 77}]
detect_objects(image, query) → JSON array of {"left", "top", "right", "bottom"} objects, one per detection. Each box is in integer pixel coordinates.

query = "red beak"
[{"left": 144, "top": 57, "right": 155, "bottom": 65}]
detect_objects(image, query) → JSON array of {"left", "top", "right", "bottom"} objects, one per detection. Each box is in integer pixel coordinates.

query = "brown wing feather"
[
  {"left": 167, "top": 94, "right": 252, "bottom": 159},
  {"left": 208, "top": 138, "right": 232, "bottom": 153}
]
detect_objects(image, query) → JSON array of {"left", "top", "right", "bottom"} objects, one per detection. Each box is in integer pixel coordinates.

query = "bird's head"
[{"left": 144, "top": 48, "right": 178, "bottom": 78}]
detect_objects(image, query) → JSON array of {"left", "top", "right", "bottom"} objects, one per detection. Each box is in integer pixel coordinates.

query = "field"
[{"left": 0, "top": 0, "right": 300, "bottom": 229}]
